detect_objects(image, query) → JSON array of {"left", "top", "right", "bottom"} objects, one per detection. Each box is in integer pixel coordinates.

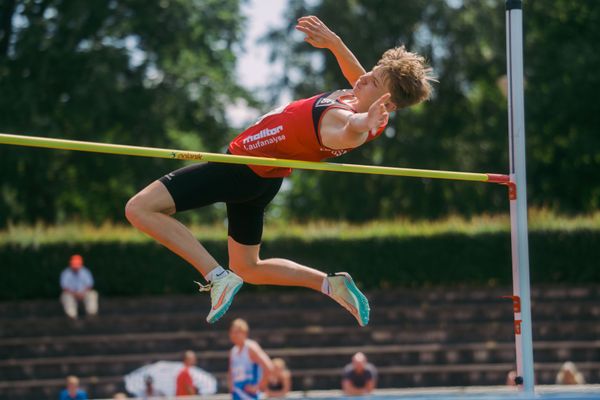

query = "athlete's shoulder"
[
  {"left": 321, "top": 106, "right": 354, "bottom": 125},
  {"left": 245, "top": 338, "right": 261, "bottom": 349},
  {"left": 314, "top": 89, "right": 354, "bottom": 107}
]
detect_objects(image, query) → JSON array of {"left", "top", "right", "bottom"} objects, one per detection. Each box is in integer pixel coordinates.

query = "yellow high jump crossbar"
[{"left": 0, "top": 133, "right": 510, "bottom": 184}]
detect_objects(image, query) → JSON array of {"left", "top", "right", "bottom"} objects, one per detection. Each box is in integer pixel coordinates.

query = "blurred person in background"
[
  {"left": 60, "top": 254, "right": 98, "bottom": 319},
  {"left": 175, "top": 350, "right": 199, "bottom": 396},
  {"left": 265, "top": 358, "right": 291, "bottom": 398},
  {"left": 556, "top": 361, "right": 586, "bottom": 385},
  {"left": 506, "top": 370, "right": 518, "bottom": 386},
  {"left": 341, "top": 352, "right": 377, "bottom": 396},
  {"left": 59, "top": 375, "right": 88, "bottom": 400},
  {"left": 141, "top": 375, "right": 164, "bottom": 399},
  {"left": 229, "top": 318, "right": 274, "bottom": 400}
]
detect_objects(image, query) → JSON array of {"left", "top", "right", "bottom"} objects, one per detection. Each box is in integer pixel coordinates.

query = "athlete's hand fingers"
[
  {"left": 369, "top": 109, "right": 388, "bottom": 136},
  {"left": 296, "top": 26, "right": 318, "bottom": 42},
  {"left": 367, "top": 94, "right": 391, "bottom": 134},
  {"left": 295, "top": 24, "right": 313, "bottom": 35},
  {"left": 297, "top": 17, "right": 320, "bottom": 31},
  {"left": 299, "top": 15, "right": 323, "bottom": 26},
  {"left": 379, "top": 104, "right": 389, "bottom": 120},
  {"left": 297, "top": 16, "right": 332, "bottom": 39},
  {"left": 378, "top": 104, "right": 388, "bottom": 123},
  {"left": 297, "top": 29, "right": 318, "bottom": 45},
  {"left": 374, "top": 95, "right": 389, "bottom": 117},
  {"left": 296, "top": 23, "right": 325, "bottom": 41},
  {"left": 368, "top": 93, "right": 390, "bottom": 115},
  {"left": 296, "top": 21, "right": 318, "bottom": 32},
  {"left": 307, "top": 15, "right": 325, "bottom": 27},
  {"left": 376, "top": 93, "right": 391, "bottom": 106},
  {"left": 295, "top": 23, "right": 323, "bottom": 40},
  {"left": 296, "top": 23, "right": 329, "bottom": 48},
  {"left": 383, "top": 112, "right": 389, "bottom": 125}
]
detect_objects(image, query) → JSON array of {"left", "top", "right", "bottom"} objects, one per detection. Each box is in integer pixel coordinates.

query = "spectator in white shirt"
[{"left": 60, "top": 254, "right": 98, "bottom": 319}]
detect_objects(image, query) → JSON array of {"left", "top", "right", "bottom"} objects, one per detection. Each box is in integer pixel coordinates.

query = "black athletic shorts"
[{"left": 158, "top": 162, "right": 283, "bottom": 245}]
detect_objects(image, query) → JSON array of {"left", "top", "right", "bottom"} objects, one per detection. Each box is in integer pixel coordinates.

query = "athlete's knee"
[{"left": 124, "top": 195, "right": 146, "bottom": 225}]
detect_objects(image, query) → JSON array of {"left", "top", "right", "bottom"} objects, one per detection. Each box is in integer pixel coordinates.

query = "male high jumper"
[{"left": 126, "top": 16, "right": 434, "bottom": 326}]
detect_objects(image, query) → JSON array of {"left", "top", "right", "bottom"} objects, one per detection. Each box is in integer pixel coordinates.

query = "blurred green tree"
[
  {"left": 0, "top": 0, "right": 249, "bottom": 226},
  {"left": 525, "top": 1, "right": 600, "bottom": 212},
  {"left": 267, "top": 0, "right": 600, "bottom": 221},
  {"left": 2, "top": 0, "right": 599, "bottom": 226}
]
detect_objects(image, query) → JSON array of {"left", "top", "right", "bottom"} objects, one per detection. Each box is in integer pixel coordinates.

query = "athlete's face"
[
  {"left": 229, "top": 326, "right": 248, "bottom": 346},
  {"left": 353, "top": 67, "right": 396, "bottom": 112}
]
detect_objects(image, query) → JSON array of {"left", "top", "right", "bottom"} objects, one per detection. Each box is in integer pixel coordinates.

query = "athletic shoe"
[
  {"left": 326, "top": 272, "right": 370, "bottom": 326},
  {"left": 194, "top": 271, "right": 244, "bottom": 324}
]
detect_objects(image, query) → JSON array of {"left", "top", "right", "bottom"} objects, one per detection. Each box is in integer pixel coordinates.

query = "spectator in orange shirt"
[{"left": 176, "top": 351, "right": 198, "bottom": 396}]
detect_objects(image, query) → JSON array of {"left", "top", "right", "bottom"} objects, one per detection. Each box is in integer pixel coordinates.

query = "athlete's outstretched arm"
[{"left": 295, "top": 16, "right": 366, "bottom": 86}]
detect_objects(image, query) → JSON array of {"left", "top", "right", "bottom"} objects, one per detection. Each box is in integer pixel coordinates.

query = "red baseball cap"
[{"left": 69, "top": 254, "right": 83, "bottom": 269}]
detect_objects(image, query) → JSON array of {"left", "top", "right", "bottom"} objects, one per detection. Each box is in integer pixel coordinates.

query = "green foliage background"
[
  {"left": 0, "top": 0, "right": 249, "bottom": 225},
  {"left": 268, "top": 0, "right": 600, "bottom": 220},
  {"left": 1, "top": 0, "right": 599, "bottom": 226},
  {"left": 2, "top": 228, "right": 599, "bottom": 300}
]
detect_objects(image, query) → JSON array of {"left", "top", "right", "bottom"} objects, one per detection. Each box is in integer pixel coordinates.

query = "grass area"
[{"left": 2, "top": 209, "right": 600, "bottom": 247}]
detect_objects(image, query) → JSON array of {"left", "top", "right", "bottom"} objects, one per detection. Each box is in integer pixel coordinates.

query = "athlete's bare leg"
[
  {"left": 125, "top": 180, "right": 218, "bottom": 277},
  {"left": 227, "top": 236, "right": 326, "bottom": 291}
]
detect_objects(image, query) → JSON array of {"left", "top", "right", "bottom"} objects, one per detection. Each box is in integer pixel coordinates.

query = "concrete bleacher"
[{"left": 0, "top": 286, "right": 599, "bottom": 399}]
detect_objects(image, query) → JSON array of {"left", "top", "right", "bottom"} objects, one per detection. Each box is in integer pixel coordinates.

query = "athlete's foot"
[
  {"left": 195, "top": 271, "right": 244, "bottom": 324},
  {"left": 326, "top": 272, "right": 370, "bottom": 326}
]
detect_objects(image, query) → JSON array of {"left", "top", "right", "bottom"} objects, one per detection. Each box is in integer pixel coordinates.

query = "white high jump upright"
[{"left": 505, "top": 0, "right": 535, "bottom": 394}]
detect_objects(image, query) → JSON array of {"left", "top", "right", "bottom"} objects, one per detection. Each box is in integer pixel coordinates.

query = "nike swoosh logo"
[{"left": 212, "top": 286, "right": 229, "bottom": 310}]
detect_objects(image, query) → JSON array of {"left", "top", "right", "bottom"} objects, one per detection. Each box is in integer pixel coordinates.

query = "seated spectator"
[
  {"left": 112, "top": 393, "right": 128, "bottom": 399},
  {"left": 556, "top": 361, "right": 586, "bottom": 385},
  {"left": 176, "top": 350, "right": 199, "bottom": 396},
  {"left": 59, "top": 375, "right": 88, "bottom": 400},
  {"left": 141, "top": 375, "right": 165, "bottom": 399},
  {"left": 60, "top": 254, "right": 99, "bottom": 319},
  {"left": 506, "top": 370, "right": 518, "bottom": 386},
  {"left": 341, "top": 352, "right": 377, "bottom": 396},
  {"left": 265, "top": 358, "right": 291, "bottom": 398}
]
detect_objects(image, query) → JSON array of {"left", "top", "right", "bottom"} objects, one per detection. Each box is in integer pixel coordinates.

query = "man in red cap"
[{"left": 60, "top": 254, "right": 98, "bottom": 319}]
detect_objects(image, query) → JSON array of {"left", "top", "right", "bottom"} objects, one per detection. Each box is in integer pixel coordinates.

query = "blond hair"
[
  {"left": 230, "top": 318, "right": 249, "bottom": 332},
  {"left": 272, "top": 358, "right": 288, "bottom": 369},
  {"left": 66, "top": 375, "right": 79, "bottom": 386},
  {"left": 377, "top": 46, "right": 435, "bottom": 109},
  {"left": 183, "top": 350, "right": 196, "bottom": 361},
  {"left": 556, "top": 361, "right": 586, "bottom": 384}
]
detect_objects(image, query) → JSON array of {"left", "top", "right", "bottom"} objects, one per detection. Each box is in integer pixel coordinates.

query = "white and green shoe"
[
  {"left": 326, "top": 272, "right": 370, "bottom": 326},
  {"left": 195, "top": 271, "right": 244, "bottom": 324}
]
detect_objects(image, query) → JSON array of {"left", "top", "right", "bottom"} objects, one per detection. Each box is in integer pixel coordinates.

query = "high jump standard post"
[{"left": 506, "top": 0, "right": 535, "bottom": 394}]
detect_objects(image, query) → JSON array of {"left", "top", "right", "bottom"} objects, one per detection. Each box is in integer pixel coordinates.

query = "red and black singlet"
[{"left": 228, "top": 90, "right": 386, "bottom": 178}]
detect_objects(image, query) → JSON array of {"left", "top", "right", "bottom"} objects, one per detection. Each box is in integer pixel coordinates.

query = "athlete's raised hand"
[
  {"left": 367, "top": 93, "right": 391, "bottom": 135},
  {"left": 295, "top": 15, "right": 365, "bottom": 86},
  {"left": 295, "top": 16, "right": 340, "bottom": 50}
]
